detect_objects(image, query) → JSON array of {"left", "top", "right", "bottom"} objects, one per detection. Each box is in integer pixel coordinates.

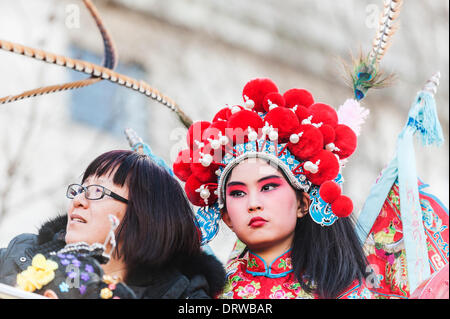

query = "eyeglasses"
[{"left": 66, "top": 183, "right": 129, "bottom": 204}]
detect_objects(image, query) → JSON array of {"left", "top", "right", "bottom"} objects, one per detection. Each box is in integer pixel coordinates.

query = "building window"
[{"left": 69, "top": 45, "right": 149, "bottom": 141}]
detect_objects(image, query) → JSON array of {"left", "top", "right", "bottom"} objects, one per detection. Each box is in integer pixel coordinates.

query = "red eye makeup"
[{"left": 227, "top": 184, "right": 247, "bottom": 197}]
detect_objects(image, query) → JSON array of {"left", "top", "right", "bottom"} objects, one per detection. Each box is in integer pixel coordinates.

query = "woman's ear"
[
  {"left": 297, "top": 191, "right": 311, "bottom": 218},
  {"left": 221, "top": 210, "right": 233, "bottom": 230}
]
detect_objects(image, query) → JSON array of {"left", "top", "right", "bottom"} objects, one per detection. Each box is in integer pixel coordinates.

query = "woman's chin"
[{"left": 65, "top": 228, "right": 89, "bottom": 245}]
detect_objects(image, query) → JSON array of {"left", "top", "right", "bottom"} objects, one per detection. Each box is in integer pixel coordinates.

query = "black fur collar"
[
  {"left": 37, "top": 214, "right": 68, "bottom": 245},
  {"left": 180, "top": 251, "right": 226, "bottom": 296},
  {"left": 36, "top": 214, "right": 225, "bottom": 296}
]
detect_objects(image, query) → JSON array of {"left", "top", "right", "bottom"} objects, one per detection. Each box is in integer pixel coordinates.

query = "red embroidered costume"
[{"left": 220, "top": 249, "right": 373, "bottom": 299}]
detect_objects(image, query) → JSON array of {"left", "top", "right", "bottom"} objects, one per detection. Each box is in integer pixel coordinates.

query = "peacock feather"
[
  {"left": 347, "top": 0, "right": 403, "bottom": 101},
  {"left": 350, "top": 51, "right": 397, "bottom": 101}
]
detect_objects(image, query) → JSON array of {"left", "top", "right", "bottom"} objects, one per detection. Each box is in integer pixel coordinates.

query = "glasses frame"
[{"left": 66, "top": 183, "right": 129, "bottom": 204}]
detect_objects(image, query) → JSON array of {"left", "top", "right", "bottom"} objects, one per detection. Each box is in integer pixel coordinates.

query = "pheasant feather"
[
  {"left": 0, "top": 0, "right": 193, "bottom": 128},
  {"left": 0, "top": 0, "right": 117, "bottom": 104}
]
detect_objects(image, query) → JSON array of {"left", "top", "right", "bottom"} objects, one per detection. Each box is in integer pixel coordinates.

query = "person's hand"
[{"left": 43, "top": 289, "right": 59, "bottom": 299}]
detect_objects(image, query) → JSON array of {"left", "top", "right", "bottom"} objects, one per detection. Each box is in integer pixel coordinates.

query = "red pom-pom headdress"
[{"left": 175, "top": 78, "right": 359, "bottom": 243}]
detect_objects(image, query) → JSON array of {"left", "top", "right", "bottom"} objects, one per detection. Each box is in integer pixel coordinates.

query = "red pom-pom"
[
  {"left": 202, "top": 121, "right": 228, "bottom": 160},
  {"left": 212, "top": 107, "right": 231, "bottom": 122},
  {"left": 242, "top": 78, "right": 279, "bottom": 113},
  {"left": 187, "top": 121, "right": 211, "bottom": 150},
  {"left": 303, "top": 150, "right": 340, "bottom": 185},
  {"left": 319, "top": 124, "right": 336, "bottom": 146},
  {"left": 184, "top": 175, "right": 217, "bottom": 207},
  {"left": 331, "top": 195, "right": 353, "bottom": 218},
  {"left": 319, "top": 181, "right": 341, "bottom": 203},
  {"left": 199, "top": 144, "right": 223, "bottom": 163},
  {"left": 309, "top": 103, "right": 338, "bottom": 128},
  {"left": 287, "top": 124, "right": 323, "bottom": 160},
  {"left": 333, "top": 124, "right": 357, "bottom": 159},
  {"left": 173, "top": 149, "right": 193, "bottom": 182},
  {"left": 228, "top": 105, "right": 245, "bottom": 115},
  {"left": 212, "top": 105, "right": 245, "bottom": 122},
  {"left": 263, "top": 107, "right": 300, "bottom": 143},
  {"left": 227, "top": 109, "right": 264, "bottom": 144},
  {"left": 203, "top": 121, "right": 227, "bottom": 140},
  {"left": 263, "top": 92, "right": 285, "bottom": 112},
  {"left": 283, "top": 88, "right": 314, "bottom": 108},
  {"left": 191, "top": 162, "right": 220, "bottom": 183},
  {"left": 294, "top": 105, "right": 312, "bottom": 123},
  {"left": 184, "top": 175, "right": 204, "bottom": 206}
]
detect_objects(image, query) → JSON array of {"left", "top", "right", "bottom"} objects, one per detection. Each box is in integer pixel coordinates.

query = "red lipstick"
[{"left": 248, "top": 217, "right": 267, "bottom": 227}]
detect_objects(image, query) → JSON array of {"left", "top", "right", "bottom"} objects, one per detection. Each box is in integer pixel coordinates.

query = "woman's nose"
[
  {"left": 248, "top": 205, "right": 263, "bottom": 213},
  {"left": 72, "top": 193, "right": 89, "bottom": 208},
  {"left": 247, "top": 192, "right": 263, "bottom": 213}
]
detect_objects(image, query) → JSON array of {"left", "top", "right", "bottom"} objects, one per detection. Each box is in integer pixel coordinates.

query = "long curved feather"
[
  {"left": 368, "top": 0, "right": 403, "bottom": 66},
  {"left": 0, "top": 0, "right": 117, "bottom": 106},
  {"left": 0, "top": 1, "right": 193, "bottom": 128},
  {"left": 0, "top": 39, "right": 192, "bottom": 128}
]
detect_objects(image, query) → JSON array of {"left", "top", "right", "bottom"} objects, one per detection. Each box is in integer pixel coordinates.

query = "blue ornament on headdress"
[
  {"left": 195, "top": 202, "right": 222, "bottom": 245},
  {"left": 308, "top": 173, "right": 343, "bottom": 226}
]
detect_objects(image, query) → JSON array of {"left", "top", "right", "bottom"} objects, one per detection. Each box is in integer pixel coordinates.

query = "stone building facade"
[{"left": 0, "top": 0, "right": 448, "bottom": 261}]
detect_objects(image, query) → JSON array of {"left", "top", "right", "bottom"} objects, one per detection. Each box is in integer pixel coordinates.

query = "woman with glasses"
[{"left": 0, "top": 150, "right": 226, "bottom": 299}]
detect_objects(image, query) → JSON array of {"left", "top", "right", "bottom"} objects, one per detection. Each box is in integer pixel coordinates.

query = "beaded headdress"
[{"left": 173, "top": 78, "right": 362, "bottom": 243}]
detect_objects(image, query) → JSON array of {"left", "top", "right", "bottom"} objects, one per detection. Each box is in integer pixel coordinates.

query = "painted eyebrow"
[{"left": 226, "top": 175, "right": 282, "bottom": 187}]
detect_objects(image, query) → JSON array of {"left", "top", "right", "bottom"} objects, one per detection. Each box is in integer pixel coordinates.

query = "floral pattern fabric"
[
  {"left": 363, "top": 180, "right": 449, "bottom": 299},
  {"left": 218, "top": 249, "right": 373, "bottom": 299}
]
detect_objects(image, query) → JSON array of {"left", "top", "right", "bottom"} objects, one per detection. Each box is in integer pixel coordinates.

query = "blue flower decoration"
[{"left": 59, "top": 281, "right": 70, "bottom": 293}]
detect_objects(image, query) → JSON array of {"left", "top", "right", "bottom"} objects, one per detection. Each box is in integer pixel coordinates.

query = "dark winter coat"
[{"left": 0, "top": 215, "right": 226, "bottom": 299}]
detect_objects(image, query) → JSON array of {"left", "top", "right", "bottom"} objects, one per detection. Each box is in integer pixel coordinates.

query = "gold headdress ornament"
[{"left": 0, "top": 0, "right": 193, "bottom": 128}]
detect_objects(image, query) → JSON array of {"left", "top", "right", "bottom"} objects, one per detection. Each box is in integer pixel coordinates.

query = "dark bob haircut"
[{"left": 81, "top": 150, "right": 200, "bottom": 275}]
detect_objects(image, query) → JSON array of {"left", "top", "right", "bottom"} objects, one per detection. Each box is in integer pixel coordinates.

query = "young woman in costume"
[
  {"left": 0, "top": 150, "right": 226, "bottom": 299},
  {"left": 173, "top": 78, "right": 373, "bottom": 299}
]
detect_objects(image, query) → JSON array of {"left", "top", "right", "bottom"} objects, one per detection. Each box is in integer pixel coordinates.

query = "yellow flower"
[
  {"left": 102, "top": 275, "right": 114, "bottom": 285},
  {"left": 16, "top": 270, "right": 38, "bottom": 292},
  {"left": 32, "top": 254, "right": 58, "bottom": 271},
  {"left": 100, "top": 287, "right": 113, "bottom": 299},
  {"left": 102, "top": 274, "right": 120, "bottom": 285},
  {"left": 16, "top": 254, "right": 58, "bottom": 292}
]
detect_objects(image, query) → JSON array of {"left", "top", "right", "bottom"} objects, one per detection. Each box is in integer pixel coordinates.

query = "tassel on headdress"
[
  {"left": 406, "top": 72, "right": 444, "bottom": 147},
  {"left": 356, "top": 71, "right": 444, "bottom": 292}
]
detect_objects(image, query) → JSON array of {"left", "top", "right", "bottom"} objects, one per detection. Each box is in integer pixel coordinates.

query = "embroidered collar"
[{"left": 245, "top": 249, "right": 293, "bottom": 278}]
